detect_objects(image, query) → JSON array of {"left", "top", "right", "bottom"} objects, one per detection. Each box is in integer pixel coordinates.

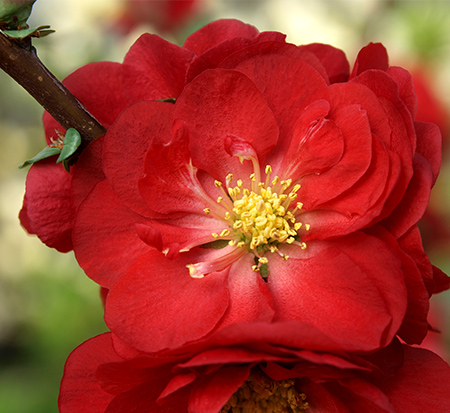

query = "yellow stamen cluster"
[
  {"left": 209, "top": 165, "right": 309, "bottom": 271},
  {"left": 220, "top": 369, "right": 310, "bottom": 413}
]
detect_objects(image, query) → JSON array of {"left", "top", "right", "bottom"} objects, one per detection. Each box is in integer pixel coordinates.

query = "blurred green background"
[{"left": 1, "top": 1, "right": 450, "bottom": 412}]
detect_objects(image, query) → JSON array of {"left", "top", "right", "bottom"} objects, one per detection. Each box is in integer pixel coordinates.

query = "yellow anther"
[
  {"left": 282, "top": 254, "right": 289, "bottom": 261},
  {"left": 305, "top": 224, "right": 311, "bottom": 231},
  {"left": 209, "top": 167, "right": 309, "bottom": 273},
  {"left": 301, "top": 242, "right": 307, "bottom": 249},
  {"left": 258, "top": 256, "right": 269, "bottom": 264},
  {"left": 252, "top": 265, "right": 259, "bottom": 272}
]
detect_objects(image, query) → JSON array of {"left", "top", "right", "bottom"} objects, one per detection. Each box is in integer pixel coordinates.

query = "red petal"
[
  {"left": 382, "top": 154, "right": 433, "bottom": 238},
  {"left": 350, "top": 43, "right": 389, "bottom": 78},
  {"left": 415, "top": 121, "right": 442, "bottom": 185},
  {"left": 122, "top": 33, "right": 194, "bottom": 102},
  {"left": 269, "top": 232, "right": 407, "bottom": 352},
  {"left": 174, "top": 69, "right": 279, "bottom": 181},
  {"left": 43, "top": 62, "right": 127, "bottom": 140},
  {"left": 105, "top": 250, "right": 230, "bottom": 352},
  {"left": 20, "top": 159, "right": 74, "bottom": 252},
  {"left": 139, "top": 119, "right": 216, "bottom": 215},
  {"left": 219, "top": 43, "right": 331, "bottom": 159},
  {"left": 103, "top": 101, "right": 174, "bottom": 216},
  {"left": 282, "top": 107, "right": 344, "bottom": 179},
  {"left": 183, "top": 19, "right": 259, "bottom": 55},
  {"left": 73, "top": 180, "right": 151, "bottom": 287},
  {"left": 188, "top": 365, "right": 250, "bottom": 413},
  {"left": 59, "top": 333, "right": 119, "bottom": 413},
  {"left": 386, "top": 66, "right": 417, "bottom": 119},
  {"left": 213, "top": 254, "right": 275, "bottom": 328},
  {"left": 367, "top": 226, "right": 430, "bottom": 345},
  {"left": 72, "top": 135, "right": 105, "bottom": 209},
  {"left": 374, "top": 346, "right": 450, "bottom": 411},
  {"left": 298, "top": 103, "right": 373, "bottom": 212},
  {"left": 185, "top": 31, "right": 286, "bottom": 83},
  {"left": 300, "top": 43, "right": 350, "bottom": 83}
]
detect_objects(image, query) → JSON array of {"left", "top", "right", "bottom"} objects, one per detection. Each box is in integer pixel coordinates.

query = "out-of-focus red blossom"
[
  {"left": 416, "top": 299, "right": 449, "bottom": 363},
  {"left": 58, "top": 322, "right": 450, "bottom": 413},
  {"left": 20, "top": 20, "right": 450, "bottom": 353},
  {"left": 410, "top": 66, "right": 450, "bottom": 250},
  {"left": 412, "top": 67, "right": 449, "bottom": 144},
  {"left": 115, "top": 0, "right": 200, "bottom": 34}
]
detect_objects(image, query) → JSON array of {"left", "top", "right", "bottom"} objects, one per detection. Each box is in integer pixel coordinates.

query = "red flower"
[
  {"left": 58, "top": 322, "right": 450, "bottom": 412},
  {"left": 116, "top": 0, "right": 200, "bottom": 34},
  {"left": 19, "top": 20, "right": 284, "bottom": 252},
  {"left": 67, "top": 27, "right": 448, "bottom": 352}
]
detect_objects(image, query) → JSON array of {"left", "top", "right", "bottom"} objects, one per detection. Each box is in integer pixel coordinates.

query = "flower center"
[
  {"left": 208, "top": 165, "right": 308, "bottom": 272},
  {"left": 186, "top": 160, "right": 310, "bottom": 279},
  {"left": 220, "top": 368, "right": 309, "bottom": 413}
]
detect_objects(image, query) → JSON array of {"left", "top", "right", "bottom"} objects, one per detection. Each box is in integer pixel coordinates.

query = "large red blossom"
[
  {"left": 66, "top": 23, "right": 448, "bottom": 352},
  {"left": 19, "top": 20, "right": 449, "bottom": 352},
  {"left": 58, "top": 322, "right": 450, "bottom": 412}
]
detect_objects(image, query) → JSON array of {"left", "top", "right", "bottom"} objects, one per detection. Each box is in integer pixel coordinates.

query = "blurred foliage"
[{"left": 0, "top": 1, "right": 450, "bottom": 412}]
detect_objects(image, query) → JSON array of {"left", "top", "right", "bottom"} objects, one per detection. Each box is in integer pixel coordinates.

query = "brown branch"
[{"left": 0, "top": 31, "right": 106, "bottom": 147}]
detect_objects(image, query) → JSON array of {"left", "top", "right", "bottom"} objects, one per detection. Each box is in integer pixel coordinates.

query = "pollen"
[
  {"left": 209, "top": 165, "right": 309, "bottom": 266},
  {"left": 220, "top": 368, "right": 310, "bottom": 412}
]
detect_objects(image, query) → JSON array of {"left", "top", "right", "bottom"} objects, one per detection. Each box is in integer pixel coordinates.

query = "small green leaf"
[
  {"left": 19, "top": 146, "right": 61, "bottom": 169},
  {"left": 62, "top": 159, "right": 71, "bottom": 173},
  {"left": 2, "top": 24, "right": 54, "bottom": 39},
  {"left": 0, "top": 0, "right": 36, "bottom": 29},
  {"left": 56, "top": 128, "right": 81, "bottom": 164}
]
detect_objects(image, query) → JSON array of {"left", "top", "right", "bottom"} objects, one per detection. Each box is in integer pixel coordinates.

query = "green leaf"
[
  {"left": 0, "top": 0, "right": 37, "bottom": 29},
  {"left": 2, "top": 25, "right": 54, "bottom": 39},
  {"left": 19, "top": 146, "right": 60, "bottom": 169},
  {"left": 56, "top": 128, "right": 81, "bottom": 163}
]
